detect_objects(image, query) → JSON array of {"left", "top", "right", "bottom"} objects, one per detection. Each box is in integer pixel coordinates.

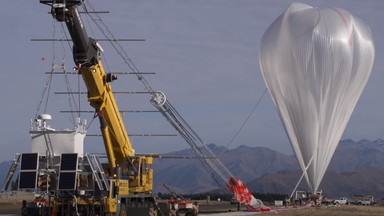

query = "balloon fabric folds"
[{"left": 259, "top": 3, "right": 375, "bottom": 192}]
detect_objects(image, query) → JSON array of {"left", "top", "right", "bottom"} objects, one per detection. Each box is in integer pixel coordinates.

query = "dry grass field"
[
  {"left": 1, "top": 200, "right": 384, "bottom": 215},
  {"left": 270, "top": 205, "right": 384, "bottom": 216}
]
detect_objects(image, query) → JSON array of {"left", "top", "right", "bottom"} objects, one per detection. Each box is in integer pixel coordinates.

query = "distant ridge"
[
  {"left": 1, "top": 139, "right": 384, "bottom": 198},
  {"left": 247, "top": 167, "right": 384, "bottom": 198},
  {"left": 0, "top": 161, "right": 13, "bottom": 190},
  {"left": 153, "top": 139, "right": 384, "bottom": 198}
]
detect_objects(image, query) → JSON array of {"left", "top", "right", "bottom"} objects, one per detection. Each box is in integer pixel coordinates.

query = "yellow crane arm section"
[{"left": 79, "top": 61, "right": 134, "bottom": 169}]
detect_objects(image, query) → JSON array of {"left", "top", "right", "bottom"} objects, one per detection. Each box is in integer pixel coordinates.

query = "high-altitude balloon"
[{"left": 259, "top": 3, "right": 375, "bottom": 192}]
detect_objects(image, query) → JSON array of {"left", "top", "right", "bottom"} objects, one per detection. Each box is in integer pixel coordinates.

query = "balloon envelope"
[{"left": 259, "top": 3, "right": 375, "bottom": 192}]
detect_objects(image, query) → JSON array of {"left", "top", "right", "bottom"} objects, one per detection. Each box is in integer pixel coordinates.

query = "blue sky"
[{"left": 0, "top": 0, "right": 383, "bottom": 160}]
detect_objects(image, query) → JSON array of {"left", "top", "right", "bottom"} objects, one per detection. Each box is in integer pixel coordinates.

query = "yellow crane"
[
  {"left": 47, "top": 0, "right": 153, "bottom": 191},
  {"left": 25, "top": 0, "right": 158, "bottom": 215}
]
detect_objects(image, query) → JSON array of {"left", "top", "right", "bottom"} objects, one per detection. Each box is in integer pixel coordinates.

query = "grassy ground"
[
  {"left": 0, "top": 203, "right": 21, "bottom": 214},
  {"left": 270, "top": 205, "right": 384, "bottom": 216},
  {"left": 197, "top": 201, "right": 384, "bottom": 216},
  {"left": 1, "top": 200, "right": 384, "bottom": 215}
]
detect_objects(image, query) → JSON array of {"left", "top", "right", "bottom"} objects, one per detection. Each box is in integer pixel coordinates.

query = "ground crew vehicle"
[
  {"left": 333, "top": 197, "right": 349, "bottom": 205},
  {"left": 352, "top": 195, "right": 375, "bottom": 206}
]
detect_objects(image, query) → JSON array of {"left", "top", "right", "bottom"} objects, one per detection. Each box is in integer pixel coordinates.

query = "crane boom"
[{"left": 40, "top": 0, "right": 153, "bottom": 193}]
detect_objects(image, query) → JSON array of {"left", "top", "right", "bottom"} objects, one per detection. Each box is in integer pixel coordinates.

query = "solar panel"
[
  {"left": 18, "top": 153, "right": 39, "bottom": 189},
  {"left": 58, "top": 153, "right": 78, "bottom": 190},
  {"left": 60, "top": 153, "right": 78, "bottom": 171},
  {"left": 19, "top": 171, "right": 37, "bottom": 189},
  {"left": 20, "top": 153, "right": 39, "bottom": 170},
  {"left": 58, "top": 172, "right": 77, "bottom": 190}
]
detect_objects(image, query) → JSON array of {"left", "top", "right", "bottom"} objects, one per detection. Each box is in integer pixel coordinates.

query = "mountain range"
[
  {"left": 1, "top": 139, "right": 383, "bottom": 199},
  {"left": 152, "top": 139, "right": 384, "bottom": 199}
]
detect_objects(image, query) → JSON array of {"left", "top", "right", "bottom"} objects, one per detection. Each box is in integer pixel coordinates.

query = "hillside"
[
  {"left": 152, "top": 144, "right": 298, "bottom": 193},
  {"left": 0, "top": 161, "right": 13, "bottom": 191},
  {"left": 247, "top": 168, "right": 384, "bottom": 198},
  {"left": 328, "top": 139, "right": 384, "bottom": 172},
  {"left": 153, "top": 139, "right": 384, "bottom": 197},
  {"left": 1, "top": 139, "right": 384, "bottom": 198}
]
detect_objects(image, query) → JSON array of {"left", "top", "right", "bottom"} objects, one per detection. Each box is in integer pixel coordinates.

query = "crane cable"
[
  {"left": 82, "top": 3, "right": 154, "bottom": 93},
  {"left": 34, "top": 19, "right": 57, "bottom": 119},
  {"left": 35, "top": 17, "right": 91, "bottom": 128},
  {"left": 58, "top": 22, "right": 82, "bottom": 125},
  {"left": 218, "top": 87, "right": 268, "bottom": 158},
  {"left": 82, "top": 1, "right": 233, "bottom": 189}
]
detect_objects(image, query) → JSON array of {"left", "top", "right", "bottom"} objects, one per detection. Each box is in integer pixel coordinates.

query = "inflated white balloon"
[{"left": 259, "top": 3, "right": 375, "bottom": 192}]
